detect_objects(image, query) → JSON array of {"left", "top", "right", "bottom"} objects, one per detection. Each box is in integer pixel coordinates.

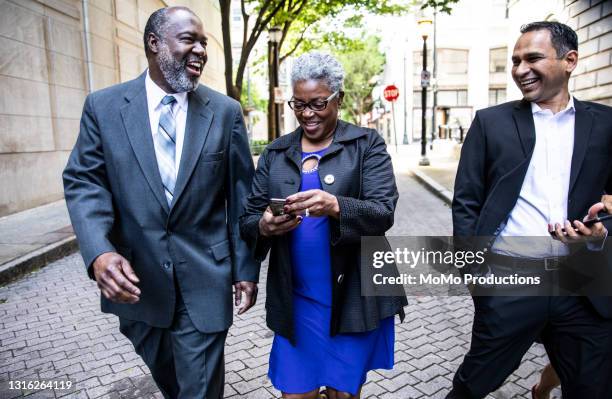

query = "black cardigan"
[{"left": 239, "top": 120, "right": 407, "bottom": 343}]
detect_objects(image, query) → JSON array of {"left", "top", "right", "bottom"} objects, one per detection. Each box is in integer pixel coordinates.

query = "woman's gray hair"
[{"left": 290, "top": 51, "right": 345, "bottom": 92}]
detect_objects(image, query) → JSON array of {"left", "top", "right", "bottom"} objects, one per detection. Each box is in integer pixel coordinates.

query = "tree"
[
  {"left": 257, "top": 0, "right": 460, "bottom": 123},
  {"left": 281, "top": 12, "right": 384, "bottom": 124},
  {"left": 240, "top": 74, "right": 267, "bottom": 113},
  {"left": 419, "top": 0, "right": 460, "bottom": 14},
  {"left": 335, "top": 36, "right": 385, "bottom": 124},
  {"left": 218, "top": 0, "right": 403, "bottom": 102}
]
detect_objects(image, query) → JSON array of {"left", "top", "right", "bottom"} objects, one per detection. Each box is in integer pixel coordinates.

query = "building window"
[
  {"left": 489, "top": 47, "right": 507, "bottom": 73},
  {"left": 437, "top": 90, "right": 468, "bottom": 106},
  {"left": 413, "top": 90, "right": 433, "bottom": 108},
  {"left": 413, "top": 49, "right": 469, "bottom": 76},
  {"left": 489, "top": 88, "right": 506, "bottom": 105},
  {"left": 438, "top": 49, "right": 468, "bottom": 74},
  {"left": 232, "top": 6, "right": 242, "bottom": 22}
]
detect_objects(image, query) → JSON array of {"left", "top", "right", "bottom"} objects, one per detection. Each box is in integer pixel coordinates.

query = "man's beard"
[{"left": 157, "top": 43, "right": 200, "bottom": 93}]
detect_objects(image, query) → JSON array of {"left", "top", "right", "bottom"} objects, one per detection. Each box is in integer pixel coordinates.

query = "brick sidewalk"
[{"left": 0, "top": 174, "right": 558, "bottom": 398}]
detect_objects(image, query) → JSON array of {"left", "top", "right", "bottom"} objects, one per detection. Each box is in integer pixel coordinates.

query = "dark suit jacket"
[
  {"left": 452, "top": 98, "right": 612, "bottom": 317},
  {"left": 239, "top": 120, "right": 407, "bottom": 342},
  {"left": 63, "top": 72, "right": 259, "bottom": 332}
]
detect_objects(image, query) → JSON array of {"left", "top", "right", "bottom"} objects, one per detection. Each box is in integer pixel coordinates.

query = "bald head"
[
  {"left": 143, "top": 6, "right": 208, "bottom": 93},
  {"left": 143, "top": 7, "right": 200, "bottom": 56}
]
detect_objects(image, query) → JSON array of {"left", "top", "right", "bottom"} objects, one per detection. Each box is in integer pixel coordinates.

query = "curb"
[
  {"left": 0, "top": 235, "right": 78, "bottom": 286},
  {"left": 411, "top": 168, "right": 453, "bottom": 206},
  {"left": 0, "top": 167, "right": 451, "bottom": 287}
]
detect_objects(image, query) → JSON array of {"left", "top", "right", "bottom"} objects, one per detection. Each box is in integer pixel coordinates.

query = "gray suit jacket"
[{"left": 63, "top": 72, "right": 259, "bottom": 332}]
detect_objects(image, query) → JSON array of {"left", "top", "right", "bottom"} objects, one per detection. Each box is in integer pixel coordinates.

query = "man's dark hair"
[
  {"left": 143, "top": 7, "right": 194, "bottom": 55},
  {"left": 143, "top": 8, "right": 170, "bottom": 56},
  {"left": 520, "top": 21, "right": 578, "bottom": 57}
]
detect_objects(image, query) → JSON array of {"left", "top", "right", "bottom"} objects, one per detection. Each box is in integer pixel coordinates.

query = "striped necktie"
[{"left": 156, "top": 95, "right": 177, "bottom": 206}]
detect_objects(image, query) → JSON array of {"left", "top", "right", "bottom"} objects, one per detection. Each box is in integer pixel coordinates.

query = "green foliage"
[
  {"left": 288, "top": 30, "right": 364, "bottom": 59},
  {"left": 334, "top": 36, "right": 385, "bottom": 124},
  {"left": 274, "top": 7, "right": 385, "bottom": 124},
  {"left": 249, "top": 139, "right": 269, "bottom": 155},
  {"left": 220, "top": 0, "right": 407, "bottom": 102},
  {"left": 278, "top": 2, "right": 403, "bottom": 62},
  {"left": 420, "top": 0, "right": 460, "bottom": 14},
  {"left": 240, "top": 80, "right": 268, "bottom": 113}
]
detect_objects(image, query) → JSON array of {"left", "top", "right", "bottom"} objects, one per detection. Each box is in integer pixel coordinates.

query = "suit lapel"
[
  {"left": 512, "top": 100, "right": 536, "bottom": 157},
  {"left": 120, "top": 76, "right": 170, "bottom": 214},
  {"left": 568, "top": 98, "right": 593, "bottom": 195},
  {"left": 171, "top": 89, "right": 213, "bottom": 207}
]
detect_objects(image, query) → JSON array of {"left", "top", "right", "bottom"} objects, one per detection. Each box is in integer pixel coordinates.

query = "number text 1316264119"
[{"left": 9, "top": 380, "right": 73, "bottom": 391}]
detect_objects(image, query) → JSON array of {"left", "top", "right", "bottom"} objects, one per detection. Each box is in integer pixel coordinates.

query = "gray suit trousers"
[{"left": 119, "top": 288, "right": 227, "bottom": 399}]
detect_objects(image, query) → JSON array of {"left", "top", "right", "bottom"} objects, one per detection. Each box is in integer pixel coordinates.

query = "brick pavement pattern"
[{"left": 0, "top": 174, "right": 559, "bottom": 398}]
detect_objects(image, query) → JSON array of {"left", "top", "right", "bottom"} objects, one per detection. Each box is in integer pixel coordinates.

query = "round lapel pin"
[{"left": 324, "top": 174, "right": 335, "bottom": 185}]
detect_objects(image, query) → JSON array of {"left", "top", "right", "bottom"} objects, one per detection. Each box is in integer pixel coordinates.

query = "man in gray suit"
[{"left": 63, "top": 6, "right": 259, "bottom": 398}]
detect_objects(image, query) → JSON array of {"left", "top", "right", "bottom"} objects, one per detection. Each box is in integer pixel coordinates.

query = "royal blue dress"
[{"left": 268, "top": 149, "right": 395, "bottom": 395}]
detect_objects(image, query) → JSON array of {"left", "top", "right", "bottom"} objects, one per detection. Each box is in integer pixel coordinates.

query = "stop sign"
[{"left": 383, "top": 85, "right": 399, "bottom": 102}]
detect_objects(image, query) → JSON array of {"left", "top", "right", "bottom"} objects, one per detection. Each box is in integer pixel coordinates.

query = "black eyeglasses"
[{"left": 288, "top": 91, "right": 339, "bottom": 112}]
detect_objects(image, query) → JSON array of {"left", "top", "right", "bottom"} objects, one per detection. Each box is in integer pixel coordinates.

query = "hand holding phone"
[
  {"left": 259, "top": 198, "right": 302, "bottom": 237},
  {"left": 549, "top": 212, "right": 611, "bottom": 241},
  {"left": 548, "top": 225, "right": 579, "bottom": 238}
]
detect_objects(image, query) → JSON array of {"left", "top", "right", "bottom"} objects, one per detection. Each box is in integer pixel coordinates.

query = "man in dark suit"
[
  {"left": 63, "top": 7, "right": 258, "bottom": 398},
  {"left": 449, "top": 21, "right": 612, "bottom": 398}
]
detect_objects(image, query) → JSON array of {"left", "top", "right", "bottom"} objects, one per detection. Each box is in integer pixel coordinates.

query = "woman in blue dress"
[{"left": 240, "top": 51, "right": 407, "bottom": 399}]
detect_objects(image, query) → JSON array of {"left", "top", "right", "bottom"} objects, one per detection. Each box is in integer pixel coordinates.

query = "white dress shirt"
[
  {"left": 145, "top": 70, "right": 188, "bottom": 177},
  {"left": 492, "top": 97, "right": 576, "bottom": 258}
]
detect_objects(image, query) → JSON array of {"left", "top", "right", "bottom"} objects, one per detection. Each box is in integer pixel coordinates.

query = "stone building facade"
[{"left": 0, "top": 0, "right": 225, "bottom": 217}]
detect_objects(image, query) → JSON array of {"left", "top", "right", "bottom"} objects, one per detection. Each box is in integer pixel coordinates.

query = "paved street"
[{"left": 0, "top": 173, "right": 557, "bottom": 399}]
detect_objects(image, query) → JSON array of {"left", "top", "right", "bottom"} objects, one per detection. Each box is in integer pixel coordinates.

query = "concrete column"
[{"left": 467, "top": 26, "right": 490, "bottom": 112}]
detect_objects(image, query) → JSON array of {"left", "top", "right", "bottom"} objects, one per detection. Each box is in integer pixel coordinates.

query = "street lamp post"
[
  {"left": 418, "top": 18, "right": 432, "bottom": 166},
  {"left": 431, "top": 10, "right": 437, "bottom": 150},
  {"left": 267, "top": 27, "right": 282, "bottom": 141}
]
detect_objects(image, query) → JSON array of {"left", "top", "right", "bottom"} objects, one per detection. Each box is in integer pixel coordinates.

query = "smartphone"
[
  {"left": 583, "top": 214, "right": 612, "bottom": 227},
  {"left": 269, "top": 198, "right": 287, "bottom": 216},
  {"left": 549, "top": 214, "right": 612, "bottom": 237}
]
